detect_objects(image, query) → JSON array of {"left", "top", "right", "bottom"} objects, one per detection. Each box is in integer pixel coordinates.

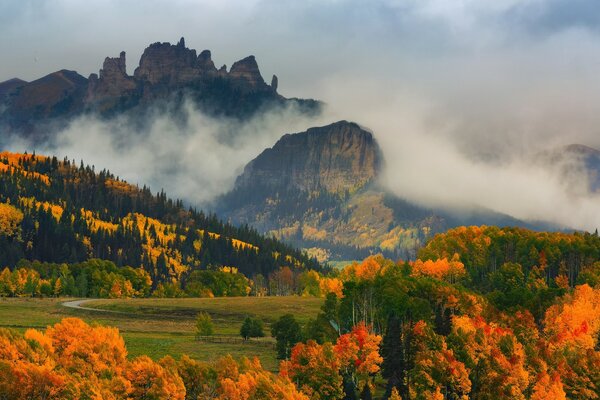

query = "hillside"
[
  {"left": 0, "top": 151, "right": 320, "bottom": 287},
  {"left": 0, "top": 38, "right": 320, "bottom": 139}
]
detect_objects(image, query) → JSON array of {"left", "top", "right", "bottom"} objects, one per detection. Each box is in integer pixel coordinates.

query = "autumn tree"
[{"left": 282, "top": 340, "right": 343, "bottom": 400}]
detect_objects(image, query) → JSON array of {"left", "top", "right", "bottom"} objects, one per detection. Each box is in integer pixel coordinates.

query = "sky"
[{"left": 2, "top": 0, "right": 600, "bottom": 230}]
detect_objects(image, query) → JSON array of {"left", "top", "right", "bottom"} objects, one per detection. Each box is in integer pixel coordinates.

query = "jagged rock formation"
[{"left": 0, "top": 37, "right": 320, "bottom": 138}]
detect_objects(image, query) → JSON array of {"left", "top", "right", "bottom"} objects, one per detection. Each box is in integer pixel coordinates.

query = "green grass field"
[{"left": 0, "top": 296, "right": 323, "bottom": 371}]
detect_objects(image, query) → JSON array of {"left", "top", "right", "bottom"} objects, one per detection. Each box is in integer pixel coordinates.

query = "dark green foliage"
[
  {"left": 304, "top": 293, "right": 340, "bottom": 344},
  {"left": 381, "top": 315, "right": 415, "bottom": 399},
  {"left": 359, "top": 383, "right": 372, "bottom": 400},
  {"left": 271, "top": 314, "right": 303, "bottom": 359},
  {"left": 240, "top": 316, "right": 264, "bottom": 340},
  {"left": 185, "top": 269, "right": 249, "bottom": 297}
]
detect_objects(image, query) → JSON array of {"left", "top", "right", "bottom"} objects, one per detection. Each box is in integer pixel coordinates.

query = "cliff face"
[
  {"left": 0, "top": 37, "right": 320, "bottom": 137},
  {"left": 236, "top": 121, "right": 381, "bottom": 194}
]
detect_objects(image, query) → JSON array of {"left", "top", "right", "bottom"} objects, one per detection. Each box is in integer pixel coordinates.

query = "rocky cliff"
[{"left": 235, "top": 121, "right": 382, "bottom": 194}]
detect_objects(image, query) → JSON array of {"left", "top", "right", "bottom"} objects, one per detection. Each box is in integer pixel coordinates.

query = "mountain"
[
  {"left": 217, "top": 121, "right": 569, "bottom": 262},
  {"left": 0, "top": 151, "right": 320, "bottom": 285},
  {"left": 217, "top": 121, "right": 445, "bottom": 261},
  {"left": 0, "top": 37, "right": 320, "bottom": 139}
]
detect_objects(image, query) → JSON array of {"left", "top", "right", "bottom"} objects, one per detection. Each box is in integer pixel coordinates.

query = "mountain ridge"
[{"left": 0, "top": 37, "right": 321, "bottom": 139}]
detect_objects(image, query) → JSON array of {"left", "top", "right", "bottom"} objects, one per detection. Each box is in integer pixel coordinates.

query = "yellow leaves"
[
  {"left": 0, "top": 202, "right": 23, "bottom": 237},
  {"left": 19, "top": 197, "right": 63, "bottom": 220},
  {"left": 80, "top": 209, "right": 118, "bottom": 233},
  {"left": 389, "top": 387, "right": 403, "bottom": 400},
  {"left": 302, "top": 225, "right": 327, "bottom": 241},
  {"left": 104, "top": 178, "right": 137, "bottom": 194}
]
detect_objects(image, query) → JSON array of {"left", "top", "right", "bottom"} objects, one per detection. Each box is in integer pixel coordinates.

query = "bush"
[{"left": 195, "top": 312, "right": 214, "bottom": 337}]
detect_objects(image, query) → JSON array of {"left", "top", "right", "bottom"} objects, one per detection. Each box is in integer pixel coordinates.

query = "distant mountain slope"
[
  {"left": 537, "top": 143, "right": 600, "bottom": 193},
  {"left": 0, "top": 37, "right": 320, "bottom": 139},
  {"left": 217, "top": 121, "right": 569, "bottom": 261},
  {"left": 0, "top": 152, "right": 319, "bottom": 284}
]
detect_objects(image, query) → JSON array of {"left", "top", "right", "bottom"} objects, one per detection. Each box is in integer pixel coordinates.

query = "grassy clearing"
[{"left": 0, "top": 296, "right": 323, "bottom": 371}]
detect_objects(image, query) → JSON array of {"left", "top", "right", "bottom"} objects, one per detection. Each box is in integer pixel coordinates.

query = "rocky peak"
[
  {"left": 133, "top": 38, "right": 200, "bottom": 84},
  {"left": 100, "top": 51, "right": 128, "bottom": 79},
  {"left": 86, "top": 51, "right": 135, "bottom": 107},
  {"left": 235, "top": 121, "right": 382, "bottom": 194},
  {"left": 196, "top": 49, "right": 217, "bottom": 72},
  {"left": 229, "top": 56, "right": 266, "bottom": 88},
  {"left": 271, "top": 75, "right": 278, "bottom": 92}
]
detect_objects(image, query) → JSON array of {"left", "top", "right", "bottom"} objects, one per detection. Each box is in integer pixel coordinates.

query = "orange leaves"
[
  {"left": 531, "top": 372, "right": 567, "bottom": 400},
  {"left": 46, "top": 318, "right": 128, "bottom": 376},
  {"left": 412, "top": 256, "right": 466, "bottom": 283},
  {"left": 319, "top": 277, "right": 344, "bottom": 298},
  {"left": 340, "top": 255, "right": 387, "bottom": 282},
  {"left": 217, "top": 357, "right": 308, "bottom": 400},
  {"left": 285, "top": 341, "right": 343, "bottom": 400},
  {"left": 450, "top": 315, "right": 530, "bottom": 398},
  {"left": 126, "top": 355, "right": 185, "bottom": 400},
  {"left": 543, "top": 284, "right": 600, "bottom": 350},
  {"left": 283, "top": 323, "right": 382, "bottom": 398},
  {"left": 334, "top": 322, "right": 383, "bottom": 377}
]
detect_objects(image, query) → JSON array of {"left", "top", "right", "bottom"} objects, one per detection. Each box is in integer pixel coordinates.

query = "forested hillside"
[{"left": 0, "top": 152, "right": 320, "bottom": 291}]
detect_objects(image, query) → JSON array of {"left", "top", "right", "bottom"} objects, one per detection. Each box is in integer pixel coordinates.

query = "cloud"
[{"left": 24, "top": 100, "right": 329, "bottom": 205}]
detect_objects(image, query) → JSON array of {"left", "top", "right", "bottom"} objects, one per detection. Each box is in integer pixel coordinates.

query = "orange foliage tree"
[
  {"left": 411, "top": 255, "right": 466, "bottom": 283},
  {"left": 334, "top": 322, "right": 382, "bottom": 390},
  {"left": 281, "top": 340, "right": 343, "bottom": 400}
]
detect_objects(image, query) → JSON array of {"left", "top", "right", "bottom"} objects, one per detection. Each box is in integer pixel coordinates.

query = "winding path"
[{"left": 61, "top": 299, "right": 120, "bottom": 313}]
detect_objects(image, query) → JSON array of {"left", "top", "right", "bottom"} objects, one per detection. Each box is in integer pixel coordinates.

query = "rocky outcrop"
[
  {"left": 235, "top": 121, "right": 382, "bottom": 194},
  {"left": 229, "top": 56, "right": 267, "bottom": 90},
  {"left": 133, "top": 37, "right": 211, "bottom": 85},
  {"left": 86, "top": 52, "right": 136, "bottom": 109}
]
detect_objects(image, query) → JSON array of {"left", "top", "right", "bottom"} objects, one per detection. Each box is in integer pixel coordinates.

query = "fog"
[
  {"left": 3, "top": 0, "right": 600, "bottom": 230},
  {"left": 33, "top": 102, "right": 330, "bottom": 204}
]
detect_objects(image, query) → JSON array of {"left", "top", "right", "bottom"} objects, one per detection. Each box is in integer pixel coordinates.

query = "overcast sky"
[{"left": 3, "top": 0, "right": 600, "bottom": 230}]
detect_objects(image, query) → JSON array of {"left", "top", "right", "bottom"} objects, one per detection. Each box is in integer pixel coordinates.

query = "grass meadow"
[{"left": 0, "top": 296, "right": 323, "bottom": 371}]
